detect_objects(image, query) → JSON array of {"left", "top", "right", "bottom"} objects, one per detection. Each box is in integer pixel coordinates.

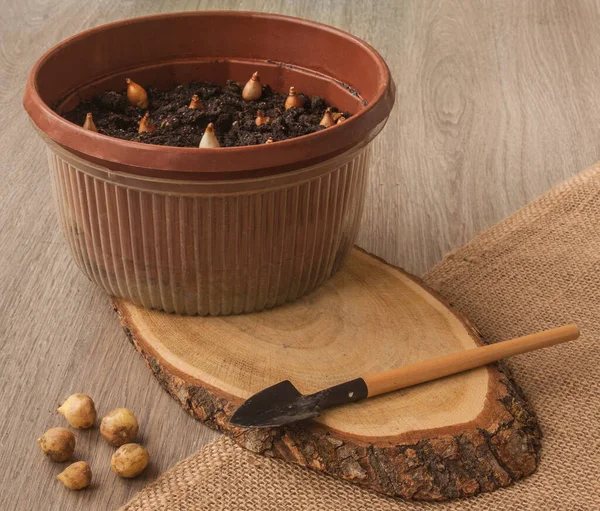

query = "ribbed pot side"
[{"left": 47, "top": 142, "right": 370, "bottom": 315}]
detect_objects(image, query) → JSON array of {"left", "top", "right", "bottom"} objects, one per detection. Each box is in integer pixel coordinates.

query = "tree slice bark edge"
[{"left": 113, "top": 262, "right": 541, "bottom": 501}]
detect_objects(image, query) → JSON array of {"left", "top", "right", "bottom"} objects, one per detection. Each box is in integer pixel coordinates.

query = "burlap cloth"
[{"left": 122, "top": 166, "right": 600, "bottom": 510}]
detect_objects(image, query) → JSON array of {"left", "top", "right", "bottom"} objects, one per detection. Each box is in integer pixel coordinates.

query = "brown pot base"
[{"left": 112, "top": 248, "right": 541, "bottom": 501}]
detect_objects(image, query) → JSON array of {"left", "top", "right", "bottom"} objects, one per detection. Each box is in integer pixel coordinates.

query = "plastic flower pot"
[{"left": 23, "top": 11, "right": 395, "bottom": 315}]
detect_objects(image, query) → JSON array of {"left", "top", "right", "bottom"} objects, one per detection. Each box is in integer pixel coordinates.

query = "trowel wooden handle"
[{"left": 363, "top": 324, "right": 580, "bottom": 398}]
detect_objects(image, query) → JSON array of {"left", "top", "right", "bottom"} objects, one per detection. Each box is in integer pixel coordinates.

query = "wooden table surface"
[{"left": 2, "top": 1, "right": 600, "bottom": 509}]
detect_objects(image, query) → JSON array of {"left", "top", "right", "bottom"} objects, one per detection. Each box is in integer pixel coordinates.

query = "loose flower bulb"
[
  {"left": 100, "top": 408, "right": 139, "bottom": 447},
  {"left": 189, "top": 94, "right": 202, "bottom": 110},
  {"left": 242, "top": 71, "right": 262, "bottom": 101},
  {"left": 337, "top": 116, "right": 347, "bottom": 124},
  {"left": 57, "top": 461, "right": 92, "bottom": 490},
  {"left": 199, "top": 123, "right": 220, "bottom": 148},
  {"left": 58, "top": 393, "right": 96, "bottom": 429},
  {"left": 284, "top": 86, "right": 304, "bottom": 110},
  {"left": 138, "top": 112, "right": 157, "bottom": 134},
  {"left": 37, "top": 427, "right": 75, "bottom": 462},
  {"left": 255, "top": 110, "right": 270, "bottom": 126},
  {"left": 319, "top": 108, "right": 335, "bottom": 128},
  {"left": 265, "top": 137, "right": 274, "bottom": 144},
  {"left": 82, "top": 113, "right": 98, "bottom": 132},
  {"left": 126, "top": 78, "right": 149, "bottom": 109},
  {"left": 111, "top": 443, "right": 149, "bottom": 478}
]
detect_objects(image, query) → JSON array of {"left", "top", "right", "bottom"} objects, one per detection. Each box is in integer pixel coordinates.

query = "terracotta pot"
[{"left": 23, "top": 11, "right": 394, "bottom": 315}]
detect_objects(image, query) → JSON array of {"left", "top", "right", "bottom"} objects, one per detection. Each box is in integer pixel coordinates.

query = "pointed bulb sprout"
[
  {"left": 199, "top": 123, "right": 220, "bottom": 148},
  {"left": 189, "top": 94, "right": 202, "bottom": 110},
  {"left": 255, "top": 110, "right": 270, "bottom": 126},
  {"left": 265, "top": 137, "right": 274, "bottom": 144},
  {"left": 242, "top": 71, "right": 262, "bottom": 102},
  {"left": 284, "top": 86, "right": 304, "bottom": 110},
  {"left": 83, "top": 113, "right": 98, "bottom": 132},
  {"left": 57, "top": 461, "right": 92, "bottom": 490},
  {"left": 126, "top": 78, "right": 148, "bottom": 109},
  {"left": 58, "top": 393, "right": 96, "bottom": 429},
  {"left": 138, "top": 112, "right": 157, "bottom": 134},
  {"left": 319, "top": 108, "right": 335, "bottom": 128}
]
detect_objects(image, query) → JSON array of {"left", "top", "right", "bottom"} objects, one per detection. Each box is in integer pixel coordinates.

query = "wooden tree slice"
[{"left": 113, "top": 248, "right": 541, "bottom": 501}]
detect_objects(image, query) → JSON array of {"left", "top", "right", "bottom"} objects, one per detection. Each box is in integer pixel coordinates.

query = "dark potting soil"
[{"left": 61, "top": 80, "right": 351, "bottom": 148}]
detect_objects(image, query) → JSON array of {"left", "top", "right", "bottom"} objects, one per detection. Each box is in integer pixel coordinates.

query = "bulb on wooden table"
[
  {"left": 284, "top": 86, "right": 304, "bottom": 110},
  {"left": 37, "top": 427, "right": 75, "bottom": 462},
  {"left": 82, "top": 113, "right": 98, "bottom": 132},
  {"left": 199, "top": 123, "right": 220, "bottom": 148},
  {"left": 126, "top": 78, "right": 148, "bottom": 109},
  {"left": 58, "top": 393, "right": 96, "bottom": 429},
  {"left": 242, "top": 71, "right": 262, "bottom": 101},
  {"left": 57, "top": 461, "right": 92, "bottom": 490},
  {"left": 100, "top": 408, "right": 139, "bottom": 447},
  {"left": 111, "top": 443, "right": 149, "bottom": 478}
]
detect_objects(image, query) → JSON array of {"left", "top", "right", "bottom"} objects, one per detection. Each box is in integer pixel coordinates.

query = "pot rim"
[{"left": 23, "top": 11, "right": 395, "bottom": 179}]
